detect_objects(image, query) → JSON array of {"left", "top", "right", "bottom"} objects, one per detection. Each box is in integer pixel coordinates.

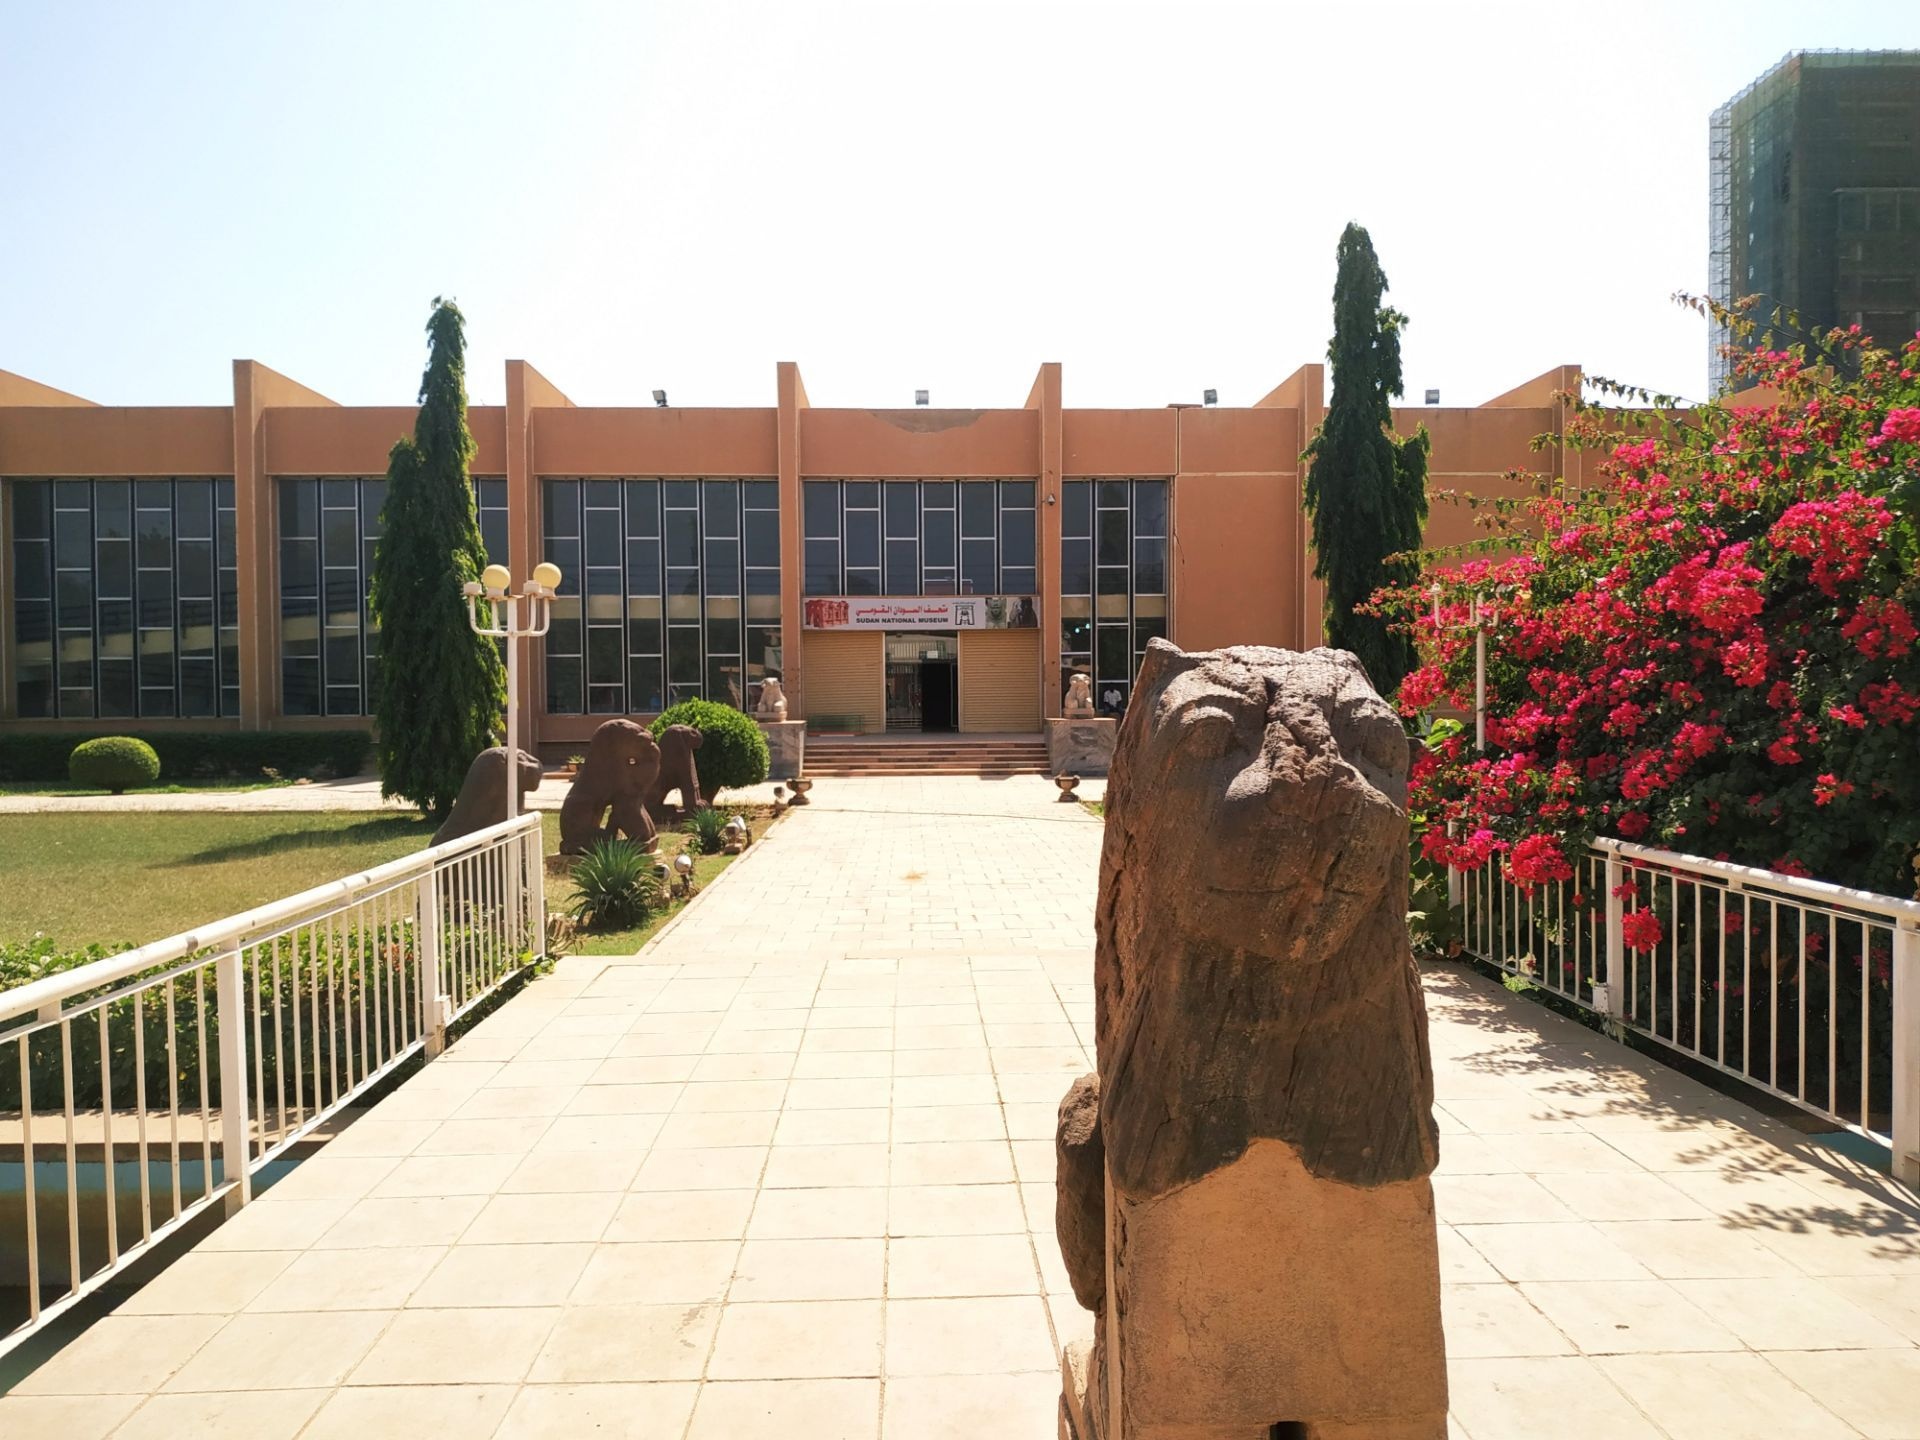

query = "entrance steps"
[{"left": 804, "top": 734, "right": 1050, "bottom": 778}]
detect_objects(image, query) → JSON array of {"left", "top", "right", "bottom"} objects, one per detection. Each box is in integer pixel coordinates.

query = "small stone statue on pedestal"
[
  {"left": 1063, "top": 671, "right": 1096, "bottom": 718},
  {"left": 756, "top": 676, "right": 788, "bottom": 721}
]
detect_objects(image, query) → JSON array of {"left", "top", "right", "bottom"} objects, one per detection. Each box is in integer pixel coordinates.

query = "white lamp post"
[{"left": 463, "top": 560, "right": 562, "bottom": 820}]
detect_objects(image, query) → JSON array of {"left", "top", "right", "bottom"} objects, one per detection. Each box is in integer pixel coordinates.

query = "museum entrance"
[{"left": 884, "top": 632, "right": 958, "bottom": 732}]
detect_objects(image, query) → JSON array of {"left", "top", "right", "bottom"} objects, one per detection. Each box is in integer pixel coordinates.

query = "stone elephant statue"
[
  {"left": 647, "top": 723, "right": 705, "bottom": 822},
  {"left": 432, "top": 747, "right": 543, "bottom": 847},
  {"left": 560, "top": 719, "right": 661, "bottom": 855}
]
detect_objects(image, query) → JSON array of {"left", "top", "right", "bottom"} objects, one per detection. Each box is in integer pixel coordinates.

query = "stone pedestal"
[
  {"left": 1046, "top": 717, "right": 1117, "bottom": 778},
  {"left": 760, "top": 719, "right": 805, "bottom": 781}
]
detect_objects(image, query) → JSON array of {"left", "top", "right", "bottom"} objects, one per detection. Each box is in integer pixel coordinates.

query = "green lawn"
[
  {"left": 0, "top": 811, "right": 443, "bottom": 949},
  {"left": 0, "top": 778, "right": 296, "bottom": 798}
]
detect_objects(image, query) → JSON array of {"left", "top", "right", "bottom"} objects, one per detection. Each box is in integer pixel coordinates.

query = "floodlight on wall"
[
  {"left": 1424, "top": 389, "right": 1440, "bottom": 405},
  {"left": 914, "top": 389, "right": 929, "bottom": 406},
  {"left": 652, "top": 389, "right": 668, "bottom": 407},
  {"left": 1202, "top": 389, "right": 1218, "bottom": 406}
]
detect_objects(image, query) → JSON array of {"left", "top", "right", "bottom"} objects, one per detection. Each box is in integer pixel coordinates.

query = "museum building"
[{"left": 0, "top": 359, "right": 1589, "bottom": 750}]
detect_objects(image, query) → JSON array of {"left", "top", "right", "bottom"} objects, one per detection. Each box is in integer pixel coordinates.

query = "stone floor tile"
[
  {"left": 0, "top": 1394, "right": 141, "bottom": 1439},
  {"left": 791, "top": 1050, "right": 893, "bottom": 1080},
  {"left": 774, "top": 1108, "right": 892, "bottom": 1146},
  {"left": 163, "top": 1310, "right": 392, "bottom": 1392},
  {"left": 572, "top": 1240, "right": 739, "bottom": 1305},
  {"left": 1534, "top": 1170, "right": 1716, "bottom": 1223},
  {"left": 676, "top": 1079, "right": 791, "bottom": 1112},
  {"left": 1445, "top": 1355, "right": 1668, "bottom": 1439},
  {"left": 731, "top": 1237, "right": 889, "bottom": 1302},
  {"left": 561, "top": 1082, "right": 685, "bottom": 1115},
  {"left": 301, "top": 1383, "right": 518, "bottom": 1440},
  {"left": 368, "top": 1151, "right": 521, "bottom": 1198},
  {"left": 528, "top": 1303, "right": 719, "bottom": 1383},
  {"left": 114, "top": 1249, "right": 296, "bottom": 1316},
  {"left": 998, "top": 1102, "right": 1059, "bottom": 1140},
  {"left": 1737, "top": 1206, "right": 1920, "bottom": 1278},
  {"left": 1595, "top": 1352, "right": 1860, "bottom": 1440},
  {"left": 1453, "top": 1222, "right": 1655, "bottom": 1283},
  {"left": 413, "top": 1115, "right": 555, "bottom": 1156},
  {"left": 1441, "top": 1283, "right": 1578, "bottom": 1358},
  {"left": 884, "top": 1295, "right": 1055, "bottom": 1376},
  {"left": 534, "top": 1111, "right": 669, "bottom": 1153},
  {"left": 451, "top": 1084, "right": 582, "bottom": 1119},
  {"left": 493, "top": 1382, "right": 699, "bottom": 1439},
  {"left": 317, "top": 1117, "right": 438, "bottom": 1158},
  {"left": 1595, "top": 1219, "right": 1804, "bottom": 1279},
  {"left": 893, "top": 1074, "right": 1000, "bottom": 1107},
  {"left": 594, "top": 1055, "right": 702, "bottom": 1085},
  {"left": 655, "top": 1110, "right": 779, "bottom": 1148},
  {"left": 254, "top": 1155, "right": 398, "bottom": 1202},
  {"left": 893, "top": 1049, "right": 996, "bottom": 1078},
  {"left": 787, "top": 1077, "right": 891, "bottom": 1110},
  {"left": 245, "top": 1245, "right": 444, "bottom": 1311},
  {"left": 881, "top": 1372, "right": 1064, "bottom": 1440},
  {"left": 747, "top": 1186, "right": 889, "bottom": 1239},
  {"left": 196, "top": 1196, "right": 353, "bottom": 1251},
  {"left": 501, "top": 1148, "right": 644, "bottom": 1193},
  {"left": 350, "top": 1305, "right": 558, "bottom": 1385},
  {"left": 691, "top": 1051, "right": 797, "bottom": 1082},
  {"left": 890, "top": 1183, "right": 1027, "bottom": 1237},
  {"left": 762, "top": 1142, "right": 890, "bottom": 1189},
  {"left": 1766, "top": 1348, "right": 1920, "bottom": 1439},
  {"left": 1518, "top": 1278, "right": 1743, "bottom": 1354},
  {"left": 111, "top": 1388, "right": 325, "bottom": 1440},
  {"left": 707, "top": 1299, "right": 884, "bottom": 1379},
  {"left": 890, "top": 1139, "right": 1018, "bottom": 1186},
  {"left": 997, "top": 1073, "right": 1076, "bottom": 1104},
  {"left": 409, "top": 1242, "right": 595, "bottom": 1307},
  {"left": 1672, "top": 1276, "right": 1912, "bottom": 1349},
  {"left": 1432, "top": 1172, "right": 1581, "bottom": 1225},
  {"left": 10, "top": 1313, "right": 227, "bottom": 1395},
  {"left": 605, "top": 1188, "right": 758, "bottom": 1242},
  {"left": 1820, "top": 1274, "right": 1920, "bottom": 1343},
  {"left": 687, "top": 1378, "right": 882, "bottom": 1438},
  {"left": 463, "top": 1189, "right": 621, "bottom": 1244},
  {"left": 312, "top": 1192, "right": 487, "bottom": 1249},
  {"left": 887, "top": 1233, "right": 1040, "bottom": 1298},
  {"left": 636, "top": 1145, "right": 770, "bottom": 1191}
]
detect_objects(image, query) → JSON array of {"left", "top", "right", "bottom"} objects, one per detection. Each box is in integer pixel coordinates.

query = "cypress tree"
[
  {"left": 369, "top": 298, "right": 506, "bottom": 817},
  {"left": 1303, "top": 223, "right": 1431, "bottom": 693}
]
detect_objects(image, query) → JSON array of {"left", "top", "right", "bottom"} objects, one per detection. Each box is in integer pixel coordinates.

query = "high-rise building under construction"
[{"left": 1709, "top": 50, "right": 1920, "bottom": 391}]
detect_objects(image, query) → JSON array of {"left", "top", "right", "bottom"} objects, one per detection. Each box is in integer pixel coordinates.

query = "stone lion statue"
[
  {"left": 559, "top": 719, "right": 660, "bottom": 855},
  {"left": 432, "top": 747, "right": 542, "bottom": 846},
  {"left": 1063, "top": 671, "right": 1095, "bottom": 717},
  {"left": 756, "top": 676, "right": 788, "bottom": 720},
  {"left": 647, "top": 723, "right": 705, "bottom": 821}
]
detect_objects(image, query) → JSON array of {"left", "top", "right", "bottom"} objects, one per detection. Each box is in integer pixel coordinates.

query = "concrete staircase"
[{"left": 804, "top": 734, "right": 1050, "bottom": 778}]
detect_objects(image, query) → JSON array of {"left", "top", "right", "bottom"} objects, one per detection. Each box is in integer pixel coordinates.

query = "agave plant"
[
  {"left": 567, "top": 839, "right": 662, "bottom": 930},
  {"left": 683, "top": 806, "right": 730, "bottom": 856}
]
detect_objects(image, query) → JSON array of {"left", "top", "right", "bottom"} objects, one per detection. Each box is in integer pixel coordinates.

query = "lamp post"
[{"left": 463, "top": 561, "right": 562, "bottom": 820}]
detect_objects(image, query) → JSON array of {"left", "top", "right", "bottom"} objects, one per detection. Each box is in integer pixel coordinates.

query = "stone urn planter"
[
  {"left": 788, "top": 777, "right": 814, "bottom": 806},
  {"left": 1056, "top": 773, "right": 1081, "bottom": 803}
]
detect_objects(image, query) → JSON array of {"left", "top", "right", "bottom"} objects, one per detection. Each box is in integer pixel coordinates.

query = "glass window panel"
[
  {"left": 280, "top": 595, "right": 320, "bottom": 657},
  {"left": 1001, "top": 481, "right": 1035, "bottom": 509},
  {"left": 176, "top": 480, "right": 213, "bottom": 539},
  {"left": 97, "top": 540, "right": 133, "bottom": 599},
  {"left": 664, "top": 510, "right": 698, "bottom": 568},
  {"left": 1061, "top": 538, "right": 1092, "bottom": 596},
  {"left": 667, "top": 629, "right": 703, "bottom": 685},
  {"left": 543, "top": 480, "right": 581, "bottom": 538},
  {"left": 804, "top": 481, "right": 839, "bottom": 538},
  {"left": 845, "top": 509, "right": 880, "bottom": 569},
  {"left": 1062, "top": 616, "right": 1092, "bottom": 651},
  {"left": 846, "top": 567, "right": 881, "bottom": 596},
  {"left": 95, "top": 482, "right": 131, "bottom": 539},
  {"left": 136, "top": 506, "right": 173, "bottom": 568},
  {"left": 961, "top": 538, "right": 996, "bottom": 595},
  {"left": 666, "top": 569, "right": 700, "bottom": 601},
  {"left": 884, "top": 483, "right": 917, "bottom": 538},
  {"left": 627, "top": 538, "right": 662, "bottom": 595},
  {"left": 885, "top": 539, "right": 918, "bottom": 595},
  {"left": 1002, "top": 509, "right": 1035, "bottom": 569},
  {"left": 804, "top": 539, "right": 839, "bottom": 596},
  {"left": 961, "top": 481, "right": 995, "bottom": 536},
  {"left": 583, "top": 479, "right": 620, "bottom": 510},
  {"left": 138, "top": 572, "right": 173, "bottom": 628},
  {"left": 142, "top": 687, "right": 179, "bottom": 719},
  {"left": 548, "top": 537, "right": 582, "bottom": 593},
  {"left": 57, "top": 569, "right": 93, "bottom": 617},
  {"left": 747, "top": 625, "right": 782, "bottom": 670},
  {"left": 924, "top": 570, "right": 956, "bottom": 596},
  {"left": 743, "top": 480, "right": 778, "bottom": 511},
  {"left": 1097, "top": 480, "right": 1128, "bottom": 510},
  {"left": 360, "top": 479, "right": 387, "bottom": 532},
  {"left": 324, "top": 569, "right": 361, "bottom": 621},
  {"left": 179, "top": 599, "right": 216, "bottom": 654},
  {"left": 59, "top": 687, "right": 96, "bottom": 715},
  {"left": 1134, "top": 481, "right": 1168, "bottom": 537},
  {"left": 628, "top": 656, "right": 665, "bottom": 713},
  {"left": 14, "top": 481, "right": 51, "bottom": 536},
  {"left": 1001, "top": 566, "right": 1036, "bottom": 595},
  {"left": 1096, "top": 591, "right": 1129, "bottom": 619},
  {"left": 1133, "top": 538, "right": 1167, "bottom": 595},
  {"left": 924, "top": 509, "right": 956, "bottom": 568},
  {"left": 628, "top": 613, "right": 663, "bottom": 656},
  {"left": 283, "top": 657, "right": 321, "bottom": 716},
  {"left": 178, "top": 540, "right": 215, "bottom": 599},
  {"left": 667, "top": 593, "right": 702, "bottom": 623},
  {"left": 546, "top": 654, "right": 583, "bottom": 714},
  {"left": 99, "top": 660, "right": 135, "bottom": 717},
  {"left": 745, "top": 594, "right": 780, "bottom": 623},
  {"left": 217, "top": 504, "right": 236, "bottom": 567},
  {"left": 703, "top": 480, "right": 741, "bottom": 537},
  {"left": 708, "top": 656, "right": 744, "bottom": 709},
  {"left": 663, "top": 480, "right": 699, "bottom": 511},
  {"left": 325, "top": 633, "right": 361, "bottom": 684},
  {"left": 624, "top": 479, "right": 661, "bottom": 537},
  {"left": 845, "top": 481, "right": 879, "bottom": 511},
  {"left": 705, "top": 538, "right": 741, "bottom": 596},
  {"left": 587, "top": 626, "right": 623, "bottom": 684},
  {"left": 16, "top": 663, "right": 54, "bottom": 718},
  {"left": 98, "top": 600, "right": 133, "bottom": 653},
  {"left": 744, "top": 510, "right": 779, "bottom": 568},
  {"left": 180, "top": 660, "right": 217, "bottom": 717},
  {"left": 585, "top": 513, "right": 621, "bottom": 568},
  {"left": 922, "top": 481, "right": 954, "bottom": 508},
  {"left": 1097, "top": 626, "right": 1130, "bottom": 682},
  {"left": 1097, "top": 509, "right": 1128, "bottom": 565},
  {"left": 282, "top": 479, "right": 319, "bottom": 536},
  {"left": 1134, "top": 614, "right": 1168, "bottom": 655},
  {"left": 280, "top": 538, "right": 318, "bottom": 594},
  {"left": 15, "top": 539, "right": 52, "bottom": 599},
  {"left": 1133, "top": 593, "right": 1167, "bottom": 619},
  {"left": 54, "top": 479, "right": 91, "bottom": 509},
  {"left": 479, "top": 510, "right": 507, "bottom": 565},
  {"left": 746, "top": 567, "right": 781, "bottom": 598},
  {"left": 319, "top": 477, "right": 355, "bottom": 510},
  {"left": 56, "top": 508, "right": 92, "bottom": 568}
]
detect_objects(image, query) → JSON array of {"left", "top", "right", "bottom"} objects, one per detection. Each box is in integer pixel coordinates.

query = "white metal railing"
[
  {"left": 0, "top": 811, "right": 544, "bottom": 1355},
  {"left": 1458, "top": 836, "right": 1920, "bottom": 1186}
]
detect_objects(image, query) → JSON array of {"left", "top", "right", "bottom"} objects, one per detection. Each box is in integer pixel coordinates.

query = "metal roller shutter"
[
  {"left": 802, "top": 631, "right": 884, "bottom": 734},
  {"left": 959, "top": 629, "right": 1040, "bottom": 733}
]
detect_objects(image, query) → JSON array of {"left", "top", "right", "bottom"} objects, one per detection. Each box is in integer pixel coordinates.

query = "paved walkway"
[{"left": 3, "top": 775, "right": 1917, "bottom": 1439}]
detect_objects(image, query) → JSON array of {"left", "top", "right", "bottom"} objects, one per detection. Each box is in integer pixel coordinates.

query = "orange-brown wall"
[
  {"left": 800, "top": 408, "right": 1038, "bottom": 477},
  {"left": 263, "top": 405, "right": 509, "bottom": 475},
  {"left": 0, "top": 406, "right": 234, "bottom": 475},
  {"left": 534, "top": 407, "right": 778, "bottom": 477},
  {"left": 1063, "top": 410, "right": 1178, "bottom": 476}
]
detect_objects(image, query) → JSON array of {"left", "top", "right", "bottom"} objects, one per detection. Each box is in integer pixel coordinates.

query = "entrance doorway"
[{"left": 885, "top": 632, "right": 958, "bottom": 732}]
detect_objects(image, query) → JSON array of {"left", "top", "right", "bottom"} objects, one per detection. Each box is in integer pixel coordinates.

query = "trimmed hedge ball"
[
  {"left": 650, "top": 699, "right": 770, "bottom": 793},
  {"left": 69, "top": 737, "right": 163, "bottom": 794}
]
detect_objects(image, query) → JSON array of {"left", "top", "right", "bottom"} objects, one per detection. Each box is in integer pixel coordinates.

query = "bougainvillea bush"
[{"left": 1386, "top": 326, "right": 1920, "bottom": 1121}]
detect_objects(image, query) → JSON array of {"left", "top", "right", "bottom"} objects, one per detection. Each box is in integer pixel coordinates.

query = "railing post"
[
  {"left": 214, "top": 948, "right": 252, "bottom": 1215},
  {"left": 1596, "top": 855, "right": 1626, "bottom": 1021},
  {"left": 417, "top": 864, "right": 447, "bottom": 1058},
  {"left": 1893, "top": 923, "right": 1920, "bottom": 1189},
  {"left": 525, "top": 819, "right": 547, "bottom": 961}
]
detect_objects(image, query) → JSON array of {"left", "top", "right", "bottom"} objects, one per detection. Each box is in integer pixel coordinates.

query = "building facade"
[
  {"left": 1709, "top": 49, "right": 1920, "bottom": 392},
  {"left": 0, "top": 358, "right": 1586, "bottom": 750}
]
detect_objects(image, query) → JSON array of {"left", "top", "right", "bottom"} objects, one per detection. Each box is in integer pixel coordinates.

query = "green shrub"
[
  {"left": 568, "top": 839, "right": 662, "bottom": 931},
  {"left": 0, "top": 730, "right": 372, "bottom": 783},
  {"left": 684, "top": 807, "right": 730, "bottom": 855},
  {"left": 69, "top": 737, "right": 161, "bottom": 793},
  {"left": 651, "top": 699, "right": 770, "bottom": 793}
]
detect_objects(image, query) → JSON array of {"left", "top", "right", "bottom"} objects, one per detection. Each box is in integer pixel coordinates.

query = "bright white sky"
[{"left": 2, "top": 2, "right": 1914, "bottom": 412}]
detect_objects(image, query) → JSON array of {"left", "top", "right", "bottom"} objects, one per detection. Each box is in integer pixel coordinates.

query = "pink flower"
[
  {"left": 1621, "top": 909, "right": 1664, "bottom": 952},
  {"left": 1880, "top": 407, "right": 1920, "bottom": 443}
]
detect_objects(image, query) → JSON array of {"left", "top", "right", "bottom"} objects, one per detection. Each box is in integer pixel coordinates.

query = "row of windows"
[
  {"left": 11, "top": 478, "right": 240, "bottom": 719},
  {"left": 803, "top": 480, "right": 1037, "bottom": 598},
  {"left": 277, "top": 476, "right": 507, "bottom": 717},
  {"left": 1060, "top": 479, "right": 1170, "bottom": 715},
  {"left": 541, "top": 478, "right": 781, "bottom": 716}
]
